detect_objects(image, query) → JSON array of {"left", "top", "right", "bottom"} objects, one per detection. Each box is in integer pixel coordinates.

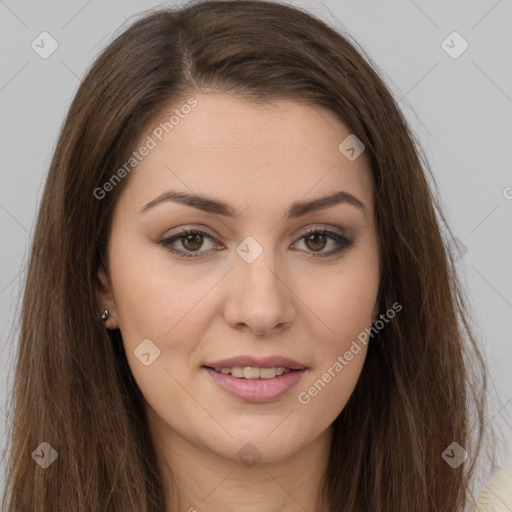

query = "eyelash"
[{"left": 157, "top": 227, "right": 353, "bottom": 259}]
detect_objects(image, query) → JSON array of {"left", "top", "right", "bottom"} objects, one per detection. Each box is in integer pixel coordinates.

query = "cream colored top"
[{"left": 476, "top": 463, "right": 512, "bottom": 511}]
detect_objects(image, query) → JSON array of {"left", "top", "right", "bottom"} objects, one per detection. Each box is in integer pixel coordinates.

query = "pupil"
[
  {"left": 306, "top": 234, "right": 325, "bottom": 252},
  {"left": 183, "top": 234, "right": 203, "bottom": 251}
]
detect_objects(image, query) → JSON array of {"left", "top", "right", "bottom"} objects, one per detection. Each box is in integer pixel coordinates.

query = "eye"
[
  {"left": 157, "top": 226, "right": 353, "bottom": 259},
  {"left": 291, "top": 227, "right": 353, "bottom": 258},
  {"left": 157, "top": 228, "right": 221, "bottom": 258}
]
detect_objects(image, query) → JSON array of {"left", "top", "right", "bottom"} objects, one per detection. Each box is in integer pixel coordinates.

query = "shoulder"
[{"left": 476, "top": 463, "right": 512, "bottom": 511}]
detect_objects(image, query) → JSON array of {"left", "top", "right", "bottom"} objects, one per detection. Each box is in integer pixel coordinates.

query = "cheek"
[
  {"left": 109, "top": 248, "right": 208, "bottom": 412},
  {"left": 294, "top": 276, "right": 374, "bottom": 422},
  {"left": 109, "top": 232, "right": 209, "bottom": 339},
  {"left": 108, "top": 235, "right": 226, "bottom": 398},
  {"left": 292, "top": 251, "right": 379, "bottom": 413},
  {"left": 295, "top": 252, "right": 379, "bottom": 344}
]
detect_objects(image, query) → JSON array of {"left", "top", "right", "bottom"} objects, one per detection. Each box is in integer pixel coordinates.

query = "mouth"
[
  {"left": 202, "top": 365, "right": 299, "bottom": 379},
  {"left": 201, "top": 356, "right": 308, "bottom": 402}
]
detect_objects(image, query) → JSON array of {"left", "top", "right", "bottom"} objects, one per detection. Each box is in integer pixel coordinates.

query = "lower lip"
[{"left": 202, "top": 367, "right": 306, "bottom": 403}]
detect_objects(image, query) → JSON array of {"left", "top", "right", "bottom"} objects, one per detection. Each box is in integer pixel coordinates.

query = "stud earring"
[
  {"left": 101, "top": 309, "right": 109, "bottom": 322},
  {"left": 372, "top": 313, "right": 387, "bottom": 327}
]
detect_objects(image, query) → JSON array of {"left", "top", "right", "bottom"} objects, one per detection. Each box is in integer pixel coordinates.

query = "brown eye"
[
  {"left": 293, "top": 228, "right": 354, "bottom": 258},
  {"left": 158, "top": 227, "right": 353, "bottom": 260},
  {"left": 158, "top": 229, "right": 220, "bottom": 258},
  {"left": 304, "top": 233, "right": 327, "bottom": 252},
  {"left": 181, "top": 233, "right": 205, "bottom": 251}
]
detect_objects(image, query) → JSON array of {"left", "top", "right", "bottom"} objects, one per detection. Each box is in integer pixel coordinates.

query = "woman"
[{"left": 1, "top": 1, "right": 499, "bottom": 510}]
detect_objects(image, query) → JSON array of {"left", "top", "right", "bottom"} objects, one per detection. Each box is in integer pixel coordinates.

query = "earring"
[
  {"left": 372, "top": 313, "right": 386, "bottom": 327},
  {"left": 101, "top": 309, "right": 109, "bottom": 322}
]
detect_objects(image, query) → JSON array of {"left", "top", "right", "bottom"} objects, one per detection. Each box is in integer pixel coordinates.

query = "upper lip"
[{"left": 203, "top": 356, "right": 307, "bottom": 371}]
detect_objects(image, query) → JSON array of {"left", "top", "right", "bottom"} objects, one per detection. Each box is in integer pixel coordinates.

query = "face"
[{"left": 97, "top": 93, "right": 380, "bottom": 465}]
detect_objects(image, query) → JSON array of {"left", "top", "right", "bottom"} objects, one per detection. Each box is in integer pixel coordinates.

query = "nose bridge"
[
  {"left": 235, "top": 233, "right": 282, "bottom": 298},
  {"left": 224, "top": 233, "right": 293, "bottom": 333}
]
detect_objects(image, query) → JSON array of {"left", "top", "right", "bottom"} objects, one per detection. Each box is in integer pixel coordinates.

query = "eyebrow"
[{"left": 140, "top": 189, "right": 367, "bottom": 219}]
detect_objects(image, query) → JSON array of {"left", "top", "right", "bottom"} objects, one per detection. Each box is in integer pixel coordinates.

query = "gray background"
[{"left": 1, "top": 0, "right": 511, "bottom": 498}]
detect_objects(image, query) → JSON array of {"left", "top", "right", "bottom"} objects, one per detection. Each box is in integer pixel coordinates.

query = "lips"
[
  {"left": 202, "top": 356, "right": 308, "bottom": 403},
  {"left": 202, "top": 366, "right": 307, "bottom": 402}
]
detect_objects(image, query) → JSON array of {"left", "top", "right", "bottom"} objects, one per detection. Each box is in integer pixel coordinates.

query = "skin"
[{"left": 97, "top": 93, "right": 380, "bottom": 512}]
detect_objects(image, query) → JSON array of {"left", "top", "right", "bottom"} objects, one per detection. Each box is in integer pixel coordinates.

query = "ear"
[{"left": 96, "top": 264, "right": 119, "bottom": 329}]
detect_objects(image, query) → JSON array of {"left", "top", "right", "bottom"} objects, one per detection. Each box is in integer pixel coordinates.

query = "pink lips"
[{"left": 201, "top": 355, "right": 308, "bottom": 403}]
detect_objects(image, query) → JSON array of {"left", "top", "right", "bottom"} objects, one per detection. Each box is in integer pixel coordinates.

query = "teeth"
[
  {"left": 215, "top": 366, "right": 287, "bottom": 379},
  {"left": 231, "top": 367, "right": 244, "bottom": 378},
  {"left": 259, "top": 367, "right": 276, "bottom": 379}
]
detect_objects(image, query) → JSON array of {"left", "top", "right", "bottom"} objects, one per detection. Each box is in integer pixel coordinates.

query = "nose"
[{"left": 223, "top": 242, "right": 295, "bottom": 336}]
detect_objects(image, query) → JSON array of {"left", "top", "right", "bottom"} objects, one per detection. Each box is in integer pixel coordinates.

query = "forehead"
[{"left": 119, "top": 93, "right": 374, "bottom": 219}]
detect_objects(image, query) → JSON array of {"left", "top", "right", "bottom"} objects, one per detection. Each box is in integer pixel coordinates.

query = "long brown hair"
[{"left": 2, "top": 1, "right": 497, "bottom": 510}]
